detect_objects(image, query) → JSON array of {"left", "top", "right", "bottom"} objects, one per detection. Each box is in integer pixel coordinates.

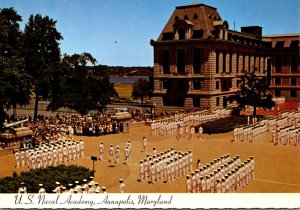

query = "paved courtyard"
[{"left": 0, "top": 125, "right": 299, "bottom": 193}]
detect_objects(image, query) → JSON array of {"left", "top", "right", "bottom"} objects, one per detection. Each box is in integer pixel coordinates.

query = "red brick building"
[
  {"left": 262, "top": 34, "right": 299, "bottom": 102},
  {"left": 150, "top": 3, "right": 299, "bottom": 110}
]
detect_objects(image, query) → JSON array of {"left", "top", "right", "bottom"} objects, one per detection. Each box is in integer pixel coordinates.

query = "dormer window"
[
  {"left": 184, "top": 15, "right": 189, "bottom": 20},
  {"left": 179, "top": 28, "right": 185, "bottom": 40}
]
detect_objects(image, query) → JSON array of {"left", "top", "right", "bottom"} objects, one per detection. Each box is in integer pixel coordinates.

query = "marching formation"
[
  {"left": 234, "top": 110, "right": 300, "bottom": 145},
  {"left": 151, "top": 109, "right": 232, "bottom": 136},
  {"left": 139, "top": 148, "right": 193, "bottom": 184},
  {"left": 18, "top": 176, "right": 126, "bottom": 193},
  {"left": 233, "top": 123, "right": 268, "bottom": 142},
  {"left": 99, "top": 140, "right": 132, "bottom": 165},
  {"left": 14, "top": 139, "right": 85, "bottom": 169},
  {"left": 186, "top": 154, "right": 255, "bottom": 193}
]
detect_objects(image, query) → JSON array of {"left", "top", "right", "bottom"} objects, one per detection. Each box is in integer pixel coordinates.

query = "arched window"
[
  {"left": 179, "top": 28, "right": 185, "bottom": 40},
  {"left": 184, "top": 15, "right": 189, "bottom": 20},
  {"left": 193, "top": 14, "right": 198, "bottom": 19}
]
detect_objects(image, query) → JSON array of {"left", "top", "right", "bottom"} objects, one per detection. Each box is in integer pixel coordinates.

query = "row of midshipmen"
[
  {"left": 233, "top": 123, "right": 268, "bottom": 142},
  {"left": 186, "top": 155, "right": 254, "bottom": 193},
  {"left": 139, "top": 148, "right": 193, "bottom": 184},
  {"left": 151, "top": 109, "right": 232, "bottom": 135},
  {"left": 14, "top": 139, "right": 85, "bottom": 168},
  {"left": 272, "top": 126, "right": 300, "bottom": 146},
  {"left": 99, "top": 140, "right": 132, "bottom": 165},
  {"left": 18, "top": 177, "right": 126, "bottom": 193}
]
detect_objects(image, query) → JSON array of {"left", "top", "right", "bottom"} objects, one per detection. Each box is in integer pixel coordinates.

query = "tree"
[
  {"left": 228, "top": 69, "right": 275, "bottom": 117},
  {"left": 0, "top": 8, "right": 32, "bottom": 123},
  {"left": 21, "top": 14, "right": 63, "bottom": 119},
  {"left": 47, "top": 53, "right": 118, "bottom": 115},
  {"left": 0, "top": 57, "right": 32, "bottom": 119},
  {"left": 131, "top": 78, "right": 152, "bottom": 104}
]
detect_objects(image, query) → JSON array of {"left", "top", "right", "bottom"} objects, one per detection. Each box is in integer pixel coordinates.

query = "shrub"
[
  {"left": 195, "top": 116, "right": 248, "bottom": 134},
  {"left": 0, "top": 165, "right": 94, "bottom": 193}
]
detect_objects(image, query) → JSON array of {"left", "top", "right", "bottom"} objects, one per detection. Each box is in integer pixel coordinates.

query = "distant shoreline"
[{"left": 109, "top": 76, "right": 149, "bottom": 84}]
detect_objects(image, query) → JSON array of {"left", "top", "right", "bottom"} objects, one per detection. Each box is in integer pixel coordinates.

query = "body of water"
[{"left": 109, "top": 76, "right": 149, "bottom": 84}]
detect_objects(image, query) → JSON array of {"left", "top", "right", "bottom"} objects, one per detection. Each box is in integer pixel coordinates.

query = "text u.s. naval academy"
[{"left": 14, "top": 194, "right": 173, "bottom": 208}]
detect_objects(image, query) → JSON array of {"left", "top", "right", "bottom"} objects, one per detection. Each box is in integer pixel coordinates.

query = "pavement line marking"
[{"left": 254, "top": 179, "right": 300, "bottom": 187}]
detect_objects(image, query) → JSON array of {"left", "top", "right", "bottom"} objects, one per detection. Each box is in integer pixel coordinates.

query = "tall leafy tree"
[
  {"left": 0, "top": 8, "right": 32, "bottom": 123},
  {"left": 131, "top": 78, "right": 152, "bottom": 104},
  {"left": 21, "top": 14, "right": 63, "bottom": 119},
  {"left": 228, "top": 69, "right": 275, "bottom": 117},
  {"left": 47, "top": 53, "right": 118, "bottom": 115}
]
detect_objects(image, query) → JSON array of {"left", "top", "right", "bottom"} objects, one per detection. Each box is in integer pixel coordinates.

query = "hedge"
[
  {"left": 0, "top": 165, "right": 94, "bottom": 193},
  {"left": 195, "top": 116, "right": 248, "bottom": 134}
]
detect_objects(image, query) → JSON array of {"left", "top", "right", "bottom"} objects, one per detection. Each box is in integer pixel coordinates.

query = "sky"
[{"left": 0, "top": 0, "right": 299, "bottom": 67}]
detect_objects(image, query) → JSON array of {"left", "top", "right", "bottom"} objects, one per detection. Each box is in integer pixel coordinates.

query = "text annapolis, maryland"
[{"left": 14, "top": 194, "right": 173, "bottom": 208}]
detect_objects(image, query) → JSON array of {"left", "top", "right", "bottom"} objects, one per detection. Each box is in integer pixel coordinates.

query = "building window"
[
  {"left": 242, "top": 53, "right": 245, "bottom": 72},
  {"left": 193, "top": 81, "right": 201, "bottom": 90},
  {"left": 248, "top": 55, "right": 251, "bottom": 71},
  {"left": 236, "top": 80, "right": 240, "bottom": 87},
  {"left": 184, "top": 15, "right": 189, "bottom": 20},
  {"left": 177, "top": 49, "right": 185, "bottom": 73},
  {"left": 291, "top": 77, "right": 297, "bottom": 86},
  {"left": 229, "top": 53, "right": 232, "bottom": 73},
  {"left": 223, "top": 51, "right": 226, "bottom": 72},
  {"left": 163, "top": 96, "right": 170, "bottom": 106},
  {"left": 193, "top": 14, "right": 198, "bottom": 19},
  {"left": 216, "top": 97, "right": 220, "bottom": 106},
  {"left": 162, "top": 50, "right": 170, "bottom": 74},
  {"left": 176, "top": 80, "right": 185, "bottom": 90},
  {"left": 275, "top": 78, "right": 281, "bottom": 85},
  {"left": 193, "top": 98, "right": 200, "bottom": 107},
  {"left": 275, "top": 41, "right": 285, "bottom": 48},
  {"left": 175, "top": 16, "right": 179, "bottom": 21},
  {"left": 290, "top": 90, "right": 297, "bottom": 98},
  {"left": 163, "top": 80, "right": 169, "bottom": 89},
  {"left": 216, "top": 50, "right": 219, "bottom": 73},
  {"left": 291, "top": 55, "right": 298, "bottom": 73},
  {"left": 216, "top": 81, "right": 220, "bottom": 89},
  {"left": 275, "top": 55, "right": 282, "bottom": 73},
  {"left": 193, "top": 48, "right": 201, "bottom": 73},
  {"left": 192, "top": 30, "right": 204, "bottom": 39},
  {"left": 275, "top": 90, "right": 281, "bottom": 97},
  {"left": 236, "top": 53, "right": 239, "bottom": 73},
  {"left": 289, "top": 40, "right": 299, "bottom": 48},
  {"left": 178, "top": 28, "right": 185, "bottom": 40},
  {"left": 258, "top": 57, "right": 261, "bottom": 73}
]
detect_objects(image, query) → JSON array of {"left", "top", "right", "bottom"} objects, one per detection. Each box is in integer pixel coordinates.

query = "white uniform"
[
  {"left": 115, "top": 147, "right": 120, "bottom": 163},
  {"left": 15, "top": 151, "right": 20, "bottom": 168},
  {"left": 20, "top": 150, "right": 25, "bottom": 166},
  {"left": 198, "top": 126, "right": 203, "bottom": 139},
  {"left": 119, "top": 182, "right": 125, "bottom": 193},
  {"left": 38, "top": 187, "right": 46, "bottom": 194},
  {"left": 143, "top": 137, "right": 147, "bottom": 152},
  {"left": 190, "top": 127, "right": 195, "bottom": 140},
  {"left": 188, "top": 152, "right": 193, "bottom": 172},
  {"left": 80, "top": 140, "right": 85, "bottom": 157},
  {"left": 99, "top": 143, "right": 104, "bottom": 160},
  {"left": 124, "top": 147, "right": 129, "bottom": 165},
  {"left": 140, "top": 161, "right": 145, "bottom": 181},
  {"left": 186, "top": 177, "right": 191, "bottom": 193},
  {"left": 191, "top": 174, "right": 197, "bottom": 193},
  {"left": 109, "top": 146, "right": 114, "bottom": 162}
]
